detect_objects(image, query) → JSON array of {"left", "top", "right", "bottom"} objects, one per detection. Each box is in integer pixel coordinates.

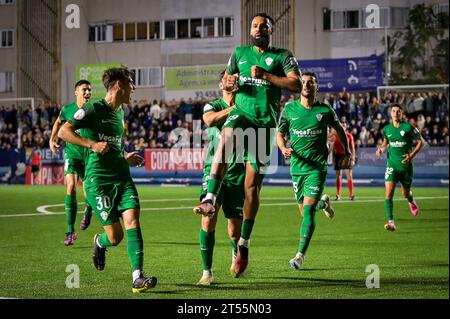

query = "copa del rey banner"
[{"left": 145, "top": 149, "right": 207, "bottom": 171}]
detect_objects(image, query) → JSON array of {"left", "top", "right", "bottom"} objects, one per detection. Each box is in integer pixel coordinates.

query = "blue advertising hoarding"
[{"left": 298, "top": 56, "right": 384, "bottom": 92}]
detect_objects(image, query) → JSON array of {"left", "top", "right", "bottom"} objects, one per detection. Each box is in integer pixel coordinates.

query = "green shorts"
[
  {"left": 291, "top": 171, "right": 327, "bottom": 204},
  {"left": 199, "top": 177, "right": 244, "bottom": 219},
  {"left": 85, "top": 180, "right": 140, "bottom": 226},
  {"left": 64, "top": 157, "right": 85, "bottom": 180},
  {"left": 222, "top": 108, "right": 275, "bottom": 174},
  {"left": 384, "top": 166, "right": 413, "bottom": 188}
]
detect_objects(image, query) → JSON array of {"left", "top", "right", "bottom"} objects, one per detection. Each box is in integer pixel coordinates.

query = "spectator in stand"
[{"left": 150, "top": 99, "right": 162, "bottom": 121}]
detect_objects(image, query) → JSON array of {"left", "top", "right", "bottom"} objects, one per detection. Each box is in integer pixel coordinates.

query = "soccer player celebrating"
[
  {"left": 194, "top": 12, "right": 301, "bottom": 276},
  {"left": 58, "top": 67, "right": 157, "bottom": 293},
  {"left": 376, "top": 104, "right": 425, "bottom": 232},
  {"left": 277, "top": 72, "right": 351, "bottom": 270},
  {"left": 50, "top": 80, "right": 93, "bottom": 246},
  {"left": 196, "top": 71, "right": 245, "bottom": 285},
  {"left": 332, "top": 122, "right": 356, "bottom": 201}
]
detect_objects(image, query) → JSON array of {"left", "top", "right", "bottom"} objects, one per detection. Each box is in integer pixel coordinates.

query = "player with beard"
[{"left": 194, "top": 12, "right": 301, "bottom": 276}]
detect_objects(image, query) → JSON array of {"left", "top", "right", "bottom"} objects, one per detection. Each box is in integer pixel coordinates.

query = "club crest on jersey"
[
  {"left": 400, "top": 130, "right": 405, "bottom": 136},
  {"left": 265, "top": 57, "right": 274, "bottom": 66},
  {"left": 74, "top": 109, "right": 85, "bottom": 120},
  {"left": 316, "top": 114, "right": 323, "bottom": 121}
]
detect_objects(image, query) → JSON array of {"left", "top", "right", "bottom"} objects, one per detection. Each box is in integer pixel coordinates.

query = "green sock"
[
  {"left": 385, "top": 199, "right": 394, "bottom": 221},
  {"left": 97, "top": 232, "right": 113, "bottom": 248},
  {"left": 230, "top": 239, "right": 238, "bottom": 257},
  {"left": 199, "top": 229, "right": 215, "bottom": 270},
  {"left": 407, "top": 194, "right": 414, "bottom": 203},
  {"left": 206, "top": 175, "right": 222, "bottom": 195},
  {"left": 241, "top": 219, "right": 255, "bottom": 240},
  {"left": 84, "top": 202, "right": 93, "bottom": 218},
  {"left": 298, "top": 205, "right": 316, "bottom": 255},
  {"left": 317, "top": 199, "right": 326, "bottom": 210},
  {"left": 127, "top": 228, "right": 144, "bottom": 272},
  {"left": 65, "top": 195, "right": 77, "bottom": 233}
]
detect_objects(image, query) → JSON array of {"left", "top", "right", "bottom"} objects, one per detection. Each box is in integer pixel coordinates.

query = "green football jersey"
[
  {"left": 203, "top": 98, "right": 245, "bottom": 186},
  {"left": 383, "top": 121, "right": 422, "bottom": 170},
  {"left": 60, "top": 102, "right": 85, "bottom": 160},
  {"left": 278, "top": 100, "right": 339, "bottom": 174},
  {"left": 227, "top": 45, "right": 299, "bottom": 128},
  {"left": 69, "top": 99, "right": 131, "bottom": 184}
]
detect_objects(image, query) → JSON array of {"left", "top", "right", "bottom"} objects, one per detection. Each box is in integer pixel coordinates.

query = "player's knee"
[{"left": 66, "top": 184, "right": 77, "bottom": 196}]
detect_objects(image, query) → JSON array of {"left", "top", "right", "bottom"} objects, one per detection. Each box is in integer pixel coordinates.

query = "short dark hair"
[
  {"left": 252, "top": 12, "right": 275, "bottom": 28},
  {"left": 102, "top": 67, "right": 134, "bottom": 90},
  {"left": 303, "top": 72, "right": 318, "bottom": 83},
  {"left": 74, "top": 79, "right": 91, "bottom": 89},
  {"left": 391, "top": 103, "right": 404, "bottom": 112}
]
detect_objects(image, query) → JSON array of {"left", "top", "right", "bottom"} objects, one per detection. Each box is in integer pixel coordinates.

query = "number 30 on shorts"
[
  {"left": 385, "top": 167, "right": 394, "bottom": 179},
  {"left": 96, "top": 196, "right": 111, "bottom": 210}
]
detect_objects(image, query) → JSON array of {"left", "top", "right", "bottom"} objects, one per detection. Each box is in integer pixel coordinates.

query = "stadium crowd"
[{"left": 0, "top": 89, "right": 449, "bottom": 153}]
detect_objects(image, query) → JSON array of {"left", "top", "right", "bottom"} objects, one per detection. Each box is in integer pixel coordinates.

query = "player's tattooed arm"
[{"left": 58, "top": 122, "right": 109, "bottom": 155}]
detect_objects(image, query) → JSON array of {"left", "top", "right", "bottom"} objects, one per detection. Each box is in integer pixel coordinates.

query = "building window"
[
  {"left": 177, "top": 19, "right": 189, "bottom": 39},
  {"left": 113, "top": 23, "right": 124, "bottom": 41},
  {"left": 149, "top": 21, "right": 160, "bottom": 40},
  {"left": 137, "top": 22, "right": 147, "bottom": 40},
  {"left": 165, "top": 20, "right": 176, "bottom": 39},
  {"left": 0, "top": 72, "right": 14, "bottom": 93},
  {"left": 89, "top": 25, "right": 113, "bottom": 42},
  {"left": 0, "top": 0, "right": 14, "bottom": 5},
  {"left": 218, "top": 17, "right": 233, "bottom": 36},
  {"left": 130, "top": 67, "right": 162, "bottom": 87},
  {"left": 203, "top": 18, "right": 215, "bottom": 37},
  {"left": 190, "top": 18, "right": 202, "bottom": 38},
  {"left": 0, "top": 29, "right": 13, "bottom": 48},
  {"left": 125, "top": 23, "right": 135, "bottom": 41},
  {"left": 323, "top": 8, "right": 331, "bottom": 31}
]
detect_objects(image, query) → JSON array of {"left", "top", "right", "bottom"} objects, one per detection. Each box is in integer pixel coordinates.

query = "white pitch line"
[{"left": 0, "top": 196, "right": 448, "bottom": 218}]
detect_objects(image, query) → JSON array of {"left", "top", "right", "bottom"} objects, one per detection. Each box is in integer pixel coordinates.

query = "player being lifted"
[
  {"left": 58, "top": 67, "right": 157, "bottom": 293},
  {"left": 50, "top": 80, "right": 93, "bottom": 246},
  {"left": 195, "top": 71, "right": 245, "bottom": 285},
  {"left": 277, "top": 72, "right": 351, "bottom": 270},
  {"left": 376, "top": 104, "right": 425, "bottom": 232},
  {"left": 193, "top": 12, "right": 301, "bottom": 276}
]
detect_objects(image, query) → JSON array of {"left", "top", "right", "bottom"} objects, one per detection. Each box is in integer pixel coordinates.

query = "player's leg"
[
  {"left": 222, "top": 182, "right": 244, "bottom": 277},
  {"left": 197, "top": 205, "right": 219, "bottom": 286},
  {"left": 335, "top": 168, "right": 342, "bottom": 201},
  {"left": 401, "top": 169, "right": 419, "bottom": 216},
  {"left": 347, "top": 168, "right": 355, "bottom": 200},
  {"left": 384, "top": 181, "right": 397, "bottom": 231},
  {"left": 64, "top": 173, "right": 78, "bottom": 246},
  {"left": 194, "top": 127, "right": 234, "bottom": 216},
  {"left": 80, "top": 183, "right": 93, "bottom": 230},
  {"left": 119, "top": 181, "right": 157, "bottom": 293},
  {"left": 290, "top": 172, "right": 328, "bottom": 270},
  {"left": 234, "top": 162, "right": 265, "bottom": 275}
]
